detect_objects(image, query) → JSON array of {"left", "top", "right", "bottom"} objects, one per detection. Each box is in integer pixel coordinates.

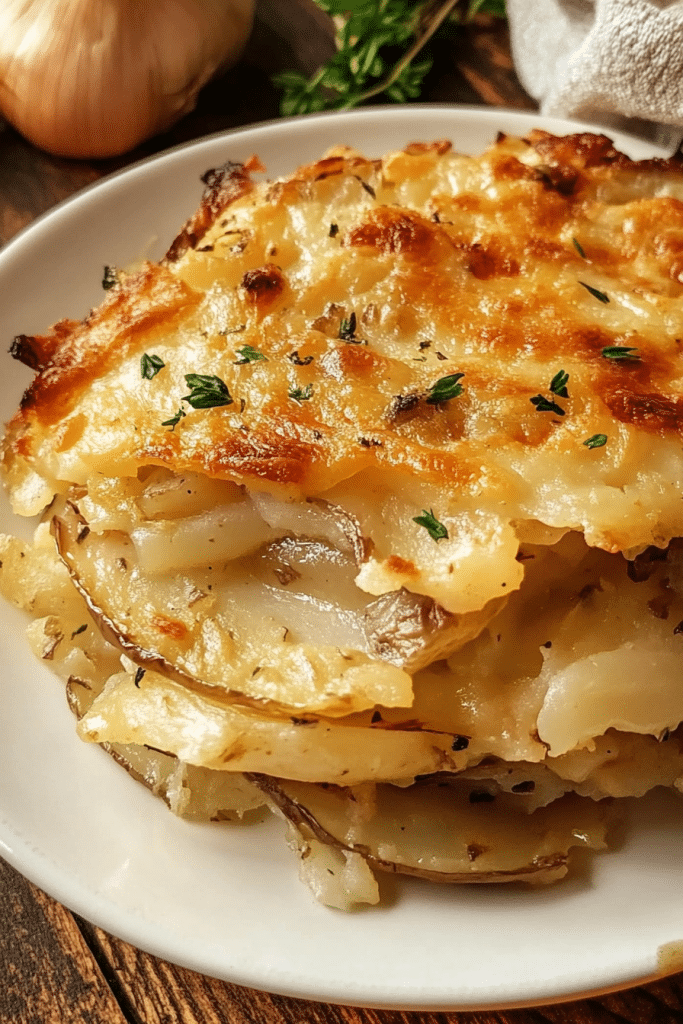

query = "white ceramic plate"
[{"left": 2, "top": 106, "right": 683, "bottom": 1012}]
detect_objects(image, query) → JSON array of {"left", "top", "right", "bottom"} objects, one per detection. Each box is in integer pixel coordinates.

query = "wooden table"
[{"left": 1, "top": 3, "right": 683, "bottom": 1022}]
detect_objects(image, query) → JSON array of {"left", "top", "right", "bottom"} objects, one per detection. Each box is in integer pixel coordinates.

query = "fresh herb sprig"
[
  {"left": 273, "top": 0, "right": 506, "bottom": 117},
  {"left": 584, "top": 433, "right": 608, "bottom": 449},
  {"left": 530, "top": 370, "right": 569, "bottom": 416},
  {"left": 530, "top": 394, "right": 565, "bottom": 416},
  {"left": 580, "top": 281, "right": 610, "bottom": 304},
  {"left": 289, "top": 384, "right": 313, "bottom": 403},
  {"left": 426, "top": 372, "right": 465, "bottom": 404},
  {"left": 141, "top": 353, "right": 165, "bottom": 379},
  {"left": 601, "top": 346, "right": 640, "bottom": 361},
  {"left": 234, "top": 345, "right": 268, "bottom": 364},
  {"left": 182, "top": 373, "right": 233, "bottom": 409},
  {"left": 549, "top": 370, "right": 569, "bottom": 398},
  {"left": 413, "top": 508, "right": 449, "bottom": 542}
]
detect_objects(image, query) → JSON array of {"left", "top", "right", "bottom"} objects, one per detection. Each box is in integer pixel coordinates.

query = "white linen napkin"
[{"left": 507, "top": 0, "right": 683, "bottom": 149}]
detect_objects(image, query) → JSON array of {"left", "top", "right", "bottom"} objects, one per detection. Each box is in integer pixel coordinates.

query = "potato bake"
[{"left": 4, "top": 130, "right": 683, "bottom": 907}]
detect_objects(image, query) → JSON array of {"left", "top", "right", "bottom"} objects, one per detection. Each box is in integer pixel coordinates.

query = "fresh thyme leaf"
[
  {"left": 339, "top": 312, "right": 357, "bottom": 341},
  {"left": 102, "top": 265, "right": 118, "bottom": 289},
  {"left": 530, "top": 394, "right": 566, "bottom": 416},
  {"left": 579, "top": 281, "right": 610, "bottom": 304},
  {"left": 273, "top": 0, "right": 506, "bottom": 117},
  {"left": 549, "top": 369, "right": 569, "bottom": 398},
  {"left": 162, "top": 407, "right": 186, "bottom": 431},
  {"left": 234, "top": 344, "right": 268, "bottom": 364},
  {"left": 182, "top": 373, "right": 233, "bottom": 409},
  {"left": 572, "top": 237, "right": 586, "bottom": 259},
  {"left": 288, "top": 350, "right": 314, "bottom": 366},
  {"left": 71, "top": 624, "right": 87, "bottom": 638},
  {"left": 329, "top": 223, "right": 339, "bottom": 237},
  {"left": 140, "top": 353, "right": 165, "bottom": 379},
  {"left": 288, "top": 384, "right": 313, "bottom": 403},
  {"left": 584, "top": 433, "right": 608, "bottom": 449},
  {"left": 413, "top": 508, "right": 449, "bottom": 542},
  {"left": 426, "top": 371, "right": 465, "bottom": 404},
  {"left": 601, "top": 345, "right": 640, "bottom": 361}
]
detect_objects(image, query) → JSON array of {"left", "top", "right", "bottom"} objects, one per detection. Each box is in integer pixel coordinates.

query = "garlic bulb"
[{"left": 0, "top": 0, "right": 255, "bottom": 158}]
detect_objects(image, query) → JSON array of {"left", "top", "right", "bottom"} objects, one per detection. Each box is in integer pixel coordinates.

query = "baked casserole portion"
[{"left": 4, "top": 130, "right": 683, "bottom": 905}]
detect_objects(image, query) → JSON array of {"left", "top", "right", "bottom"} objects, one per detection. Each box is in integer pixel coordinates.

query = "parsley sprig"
[
  {"left": 580, "top": 281, "right": 610, "bottom": 304},
  {"left": 273, "top": 0, "right": 506, "bottom": 116},
  {"left": 584, "top": 433, "right": 608, "bottom": 449},
  {"left": 162, "top": 373, "right": 233, "bottom": 430},
  {"left": 182, "top": 373, "right": 233, "bottom": 409},
  {"left": 549, "top": 370, "right": 569, "bottom": 398},
  {"left": 601, "top": 345, "right": 640, "bottom": 361},
  {"left": 141, "top": 353, "right": 165, "bottom": 379},
  {"left": 234, "top": 345, "right": 268, "bottom": 364},
  {"left": 531, "top": 370, "right": 569, "bottom": 416},
  {"left": 426, "top": 372, "right": 465, "bottom": 404},
  {"left": 413, "top": 508, "right": 449, "bottom": 542},
  {"left": 530, "top": 395, "right": 565, "bottom": 416},
  {"left": 289, "top": 384, "right": 313, "bottom": 403}
]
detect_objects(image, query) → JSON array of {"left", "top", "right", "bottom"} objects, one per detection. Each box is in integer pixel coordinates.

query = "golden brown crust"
[
  {"left": 9, "top": 263, "right": 199, "bottom": 427},
  {"left": 164, "top": 156, "right": 263, "bottom": 262},
  {"left": 7, "top": 132, "right": 683, "bottom": 553}
]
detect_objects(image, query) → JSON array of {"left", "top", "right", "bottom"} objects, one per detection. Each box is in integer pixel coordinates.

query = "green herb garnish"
[
  {"left": 289, "top": 384, "right": 313, "bottom": 403},
  {"left": 273, "top": 1, "right": 506, "bottom": 116},
  {"left": 234, "top": 345, "right": 268, "bottom": 364},
  {"left": 530, "top": 395, "right": 566, "bottom": 416},
  {"left": 549, "top": 370, "right": 569, "bottom": 398},
  {"left": 572, "top": 238, "right": 586, "bottom": 259},
  {"left": 182, "top": 373, "right": 233, "bottom": 409},
  {"left": 583, "top": 433, "right": 608, "bottom": 449},
  {"left": 601, "top": 345, "right": 640, "bottom": 361},
  {"left": 162, "top": 408, "right": 186, "bottom": 431},
  {"left": 579, "top": 281, "right": 610, "bottom": 304},
  {"left": 140, "top": 353, "right": 165, "bottom": 379},
  {"left": 413, "top": 508, "right": 449, "bottom": 542},
  {"left": 426, "top": 372, "right": 465, "bottom": 404},
  {"left": 339, "top": 312, "right": 357, "bottom": 341}
]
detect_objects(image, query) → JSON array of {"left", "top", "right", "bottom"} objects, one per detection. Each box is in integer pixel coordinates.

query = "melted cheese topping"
[{"left": 7, "top": 133, "right": 683, "bottom": 613}]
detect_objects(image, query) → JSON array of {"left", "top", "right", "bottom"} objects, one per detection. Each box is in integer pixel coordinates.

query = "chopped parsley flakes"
[
  {"left": 234, "top": 344, "right": 268, "bottom": 364},
  {"left": 583, "top": 433, "right": 608, "bottom": 448},
  {"left": 140, "top": 353, "right": 165, "bottom": 379},
  {"left": 413, "top": 509, "right": 449, "bottom": 542},
  {"left": 579, "top": 281, "right": 610, "bottom": 304},
  {"left": 530, "top": 394, "right": 565, "bottom": 416},
  {"left": 182, "top": 373, "right": 233, "bottom": 409},
  {"left": 601, "top": 345, "right": 640, "bottom": 361},
  {"left": 426, "top": 372, "right": 465, "bottom": 404},
  {"left": 289, "top": 384, "right": 313, "bottom": 403}
]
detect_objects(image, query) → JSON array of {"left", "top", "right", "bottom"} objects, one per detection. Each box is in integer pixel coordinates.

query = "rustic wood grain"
[{"left": 0, "top": 859, "right": 128, "bottom": 1024}]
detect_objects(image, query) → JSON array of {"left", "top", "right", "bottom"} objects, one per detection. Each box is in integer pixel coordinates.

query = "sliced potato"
[{"left": 249, "top": 775, "right": 612, "bottom": 886}]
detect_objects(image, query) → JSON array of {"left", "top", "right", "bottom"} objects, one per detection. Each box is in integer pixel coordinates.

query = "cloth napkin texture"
[{"left": 507, "top": 0, "right": 683, "bottom": 149}]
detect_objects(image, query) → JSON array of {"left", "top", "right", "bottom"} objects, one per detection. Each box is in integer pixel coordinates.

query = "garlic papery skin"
[{"left": 0, "top": 0, "right": 255, "bottom": 158}]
